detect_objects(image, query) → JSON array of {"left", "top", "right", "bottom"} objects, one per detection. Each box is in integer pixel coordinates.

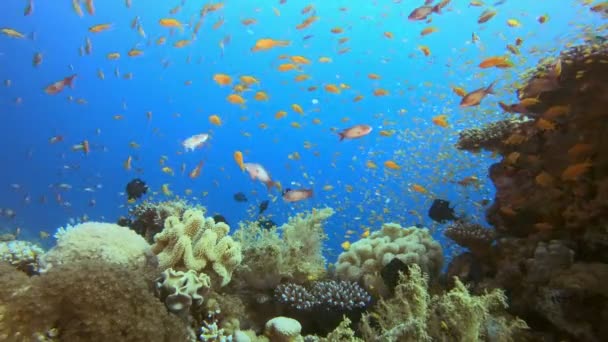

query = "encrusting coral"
[
  {"left": 151, "top": 208, "right": 242, "bottom": 288},
  {"left": 0, "top": 260, "right": 190, "bottom": 342},
  {"left": 335, "top": 223, "right": 443, "bottom": 296},
  {"left": 359, "top": 264, "right": 528, "bottom": 341},
  {"left": 41, "top": 221, "right": 154, "bottom": 272}
]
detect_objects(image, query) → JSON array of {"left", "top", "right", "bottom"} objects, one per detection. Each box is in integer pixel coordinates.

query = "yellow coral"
[{"left": 151, "top": 209, "right": 242, "bottom": 288}]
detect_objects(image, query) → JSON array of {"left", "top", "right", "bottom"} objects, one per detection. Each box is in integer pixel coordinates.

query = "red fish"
[
  {"left": 338, "top": 124, "right": 373, "bottom": 141},
  {"left": 282, "top": 188, "right": 313, "bottom": 202},
  {"left": 44, "top": 74, "right": 77, "bottom": 95},
  {"left": 408, "top": 5, "right": 440, "bottom": 21}
]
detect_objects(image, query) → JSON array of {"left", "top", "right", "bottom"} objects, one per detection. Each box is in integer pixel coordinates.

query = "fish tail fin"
[
  {"left": 486, "top": 81, "right": 496, "bottom": 94},
  {"left": 338, "top": 132, "right": 345, "bottom": 141},
  {"left": 266, "top": 180, "right": 282, "bottom": 192},
  {"left": 432, "top": 5, "right": 441, "bottom": 14},
  {"left": 65, "top": 74, "right": 77, "bottom": 88}
]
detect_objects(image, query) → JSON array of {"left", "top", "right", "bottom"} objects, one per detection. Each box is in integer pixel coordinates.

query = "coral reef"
[
  {"left": 233, "top": 208, "right": 334, "bottom": 291},
  {"left": 359, "top": 264, "right": 528, "bottom": 341},
  {"left": 456, "top": 117, "right": 533, "bottom": 153},
  {"left": 41, "top": 221, "right": 154, "bottom": 272},
  {"left": 155, "top": 268, "right": 211, "bottom": 318},
  {"left": 151, "top": 208, "right": 242, "bottom": 288},
  {"left": 0, "top": 260, "right": 190, "bottom": 342},
  {"left": 335, "top": 223, "right": 443, "bottom": 296},
  {"left": 0, "top": 240, "right": 44, "bottom": 275},
  {"left": 452, "top": 40, "right": 608, "bottom": 340}
]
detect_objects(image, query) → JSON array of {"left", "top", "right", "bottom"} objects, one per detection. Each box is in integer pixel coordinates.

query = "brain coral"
[
  {"left": 41, "top": 222, "right": 153, "bottom": 271},
  {"left": 335, "top": 223, "right": 443, "bottom": 295},
  {"left": 151, "top": 209, "right": 242, "bottom": 288}
]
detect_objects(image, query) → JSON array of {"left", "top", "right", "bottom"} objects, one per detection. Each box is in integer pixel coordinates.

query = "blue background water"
[{"left": 0, "top": 0, "right": 604, "bottom": 260}]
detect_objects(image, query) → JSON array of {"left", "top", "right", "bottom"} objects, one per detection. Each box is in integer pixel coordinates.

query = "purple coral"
[{"left": 275, "top": 280, "right": 371, "bottom": 311}]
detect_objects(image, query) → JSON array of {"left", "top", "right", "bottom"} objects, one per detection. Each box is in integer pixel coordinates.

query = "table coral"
[
  {"left": 335, "top": 223, "right": 443, "bottom": 296},
  {"left": 151, "top": 208, "right": 242, "bottom": 288},
  {"left": 41, "top": 221, "right": 153, "bottom": 272}
]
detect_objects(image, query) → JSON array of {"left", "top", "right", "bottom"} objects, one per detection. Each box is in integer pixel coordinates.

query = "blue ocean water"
[{"left": 0, "top": 0, "right": 603, "bottom": 258}]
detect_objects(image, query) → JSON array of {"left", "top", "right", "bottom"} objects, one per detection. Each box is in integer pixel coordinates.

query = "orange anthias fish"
[
  {"left": 479, "top": 56, "right": 513, "bottom": 69},
  {"left": 337, "top": 124, "right": 373, "bottom": 141},
  {"left": 282, "top": 188, "right": 313, "bottom": 202},
  {"left": 44, "top": 74, "right": 77, "bottom": 95},
  {"left": 189, "top": 161, "right": 204, "bottom": 179},
  {"left": 251, "top": 38, "right": 290, "bottom": 52},
  {"left": 182, "top": 133, "right": 209, "bottom": 152},
  {"left": 460, "top": 81, "right": 496, "bottom": 107},
  {"left": 243, "top": 162, "right": 280, "bottom": 190},
  {"left": 234, "top": 151, "right": 245, "bottom": 171}
]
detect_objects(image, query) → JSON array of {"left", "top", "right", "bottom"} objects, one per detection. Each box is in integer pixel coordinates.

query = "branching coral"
[
  {"left": 232, "top": 208, "right": 333, "bottom": 291},
  {"left": 444, "top": 221, "right": 496, "bottom": 256},
  {"left": 359, "top": 264, "right": 528, "bottom": 342},
  {"left": 335, "top": 223, "right": 443, "bottom": 296},
  {"left": 151, "top": 208, "right": 242, "bottom": 288},
  {"left": 0, "top": 260, "right": 189, "bottom": 342},
  {"left": 41, "top": 222, "right": 153, "bottom": 272},
  {"left": 0, "top": 240, "right": 44, "bottom": 275},
  {"left": 275, "top": 280, "right": 371, "bottom": 312}
]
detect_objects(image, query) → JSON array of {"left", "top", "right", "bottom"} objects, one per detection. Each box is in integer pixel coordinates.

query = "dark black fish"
[
  {"left": 126, "top": 178, "right": 148, "bottom": 201},
  {"left": 233, "top": 192, "right": 248, "bottom": 202},
  {"left": 259, "top": 200, "right": 269, "bottom": 215},
  {"left": 213, "top": 214, "right": 229, "bottom": 226},
  {"left": 428, "top": 198, "right": 459, "bottom": 223},
  {"left": 381, "top": 258, "right": 409, "bottom": 293},
  {"left": 258, "top": 219, "right": 277, "bottom": 229}
]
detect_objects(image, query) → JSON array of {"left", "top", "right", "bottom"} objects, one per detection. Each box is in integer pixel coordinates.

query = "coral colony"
[{"left": 1, "top": 41, "right": 608, "bottom": 341}]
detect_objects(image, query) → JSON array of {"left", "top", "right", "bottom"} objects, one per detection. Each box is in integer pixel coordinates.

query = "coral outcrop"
[
  {"left": 265, "top": 316, "right": 303, "bottom": 342},
  {"left": 151, "top": 208, "right": 242, "bottom": 288},
  {"left": 0, "top": 260, "right": 189, "bottom": 342},
  {"left": 335, "top": 223, "right": 443, "bottom": 296},
  {"left": 453, "top": 40, "right": 608, "bottom": 340},
  {"left": 41, "top": 222, "right": 153, "bottom": 272}
]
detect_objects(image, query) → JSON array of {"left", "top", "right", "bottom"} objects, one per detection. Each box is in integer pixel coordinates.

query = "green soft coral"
[
  {"left": 233, "top": 207, "right": 333, "bottom": 291},
  {"left": 360, "top": 264, "right": 528, "bottom": 342}
]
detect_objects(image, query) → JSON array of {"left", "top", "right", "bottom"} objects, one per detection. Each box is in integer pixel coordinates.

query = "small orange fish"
[
  {"left": 234, "top": 151, "right": 245, "bottom": 171},
  {"left": 478, "top": 9, "right": 497, "bottom": 23},
  {"left": 338, "top": 124, "right": 372, "bottom": 141},
  {"left": 411, "top": 184, "right": 428, "bottom": 193},
  {"left": 460, "top": 81, "right": 495, "bottom": 107},
  {"left": 418, "top": 45, "right": 431, "bottom": 56},
  {"left": 251, "top": 38, "right": 290, "bottom": 52},
  {"left": 561, "top": 160, "right": 593, "bottom": 181},
  {"left": 209, "top": 114, "right": 222, "bottom": 126},
  {"left": 479, "top": 56, "right": 513, "bottom": 69},
  {"left": 432, "top": 115, "right": 449, "bottom": 127},
  {"left": 189, "top": 161, "right": 204, "bottom": 179},
  {"left": 44, "top": 74, "right": 77, "bottom": 95},
  {"left": 123, "top": 156, "right": 132, "bottom": 170},
  {"left": 89, "top": 23, "right": 112, "bottom": 33},
  {"left": 159, "top": 18, "right": 182, "bottom": 29},
  {"left": 384, "top": 160, "right": 401, "bottom": 170},
  {"left": 324, "top": 84, "right": 341, "bottom": 94}
]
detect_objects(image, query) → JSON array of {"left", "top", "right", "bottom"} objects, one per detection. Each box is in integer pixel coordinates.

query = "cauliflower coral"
[{"left": 335, "top": 223, "right": 443, "bottom": 296}]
